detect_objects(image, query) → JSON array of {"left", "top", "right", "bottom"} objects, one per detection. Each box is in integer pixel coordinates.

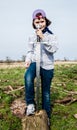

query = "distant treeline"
[
  {"left": 0, "top": 56, "right": 77, "bottom": 63},
  {"left": 0, "top": 55, "right": 26, "bottom": 63}
]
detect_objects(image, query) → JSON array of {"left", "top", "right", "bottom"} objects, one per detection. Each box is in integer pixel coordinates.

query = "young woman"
[{"left": 24, "top": 9, "right": 58, "bottom": 119}]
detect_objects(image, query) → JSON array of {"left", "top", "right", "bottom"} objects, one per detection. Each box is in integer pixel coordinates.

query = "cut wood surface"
[{"left": 22, "top": 110, "right": 49, "bottom": 130}]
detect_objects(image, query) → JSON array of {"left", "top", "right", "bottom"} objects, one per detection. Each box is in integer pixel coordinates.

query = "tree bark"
[{"left": 22, "top": 110, "right": 49, "bottom": 130}]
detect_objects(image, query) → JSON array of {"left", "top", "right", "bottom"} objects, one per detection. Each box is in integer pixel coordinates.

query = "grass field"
[{"left": 0, "top": 62, "right": 77, "bottom": 130}]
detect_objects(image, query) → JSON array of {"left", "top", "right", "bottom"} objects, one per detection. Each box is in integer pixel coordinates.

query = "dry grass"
[{"left": 0, "top": 61, "right": 77, "bottom": 69}]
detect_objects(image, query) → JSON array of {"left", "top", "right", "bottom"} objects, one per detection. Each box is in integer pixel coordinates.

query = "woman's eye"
[
  {"left": 35, "top": 22, "right": 39, "bottom": 24},
  {"left": 41, "top": 21, "right": 44, "bottom": 23},
  {"left": 35, "top": 21, "right": 44, "bottom": 24}
]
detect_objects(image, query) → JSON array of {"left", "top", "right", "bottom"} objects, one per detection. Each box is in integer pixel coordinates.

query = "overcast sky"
[{"left": 0, "top": 0, "right": 77, "bottom": 60}]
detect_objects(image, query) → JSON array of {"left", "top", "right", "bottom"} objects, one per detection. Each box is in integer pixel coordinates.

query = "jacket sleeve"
[
  {"left": 25, "top": 37, "right": 34, "bottom": 63},
  {"left": 42, "top": 34, "right": 58, "bottom": 53}
]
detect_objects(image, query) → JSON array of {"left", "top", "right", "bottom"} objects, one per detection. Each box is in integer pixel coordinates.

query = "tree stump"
[
  {"left": 22, "top": 110, "right": 49, "bottom": 130},
  {"left": 10, "top": 99, "right": 49, "bottom": 130}
]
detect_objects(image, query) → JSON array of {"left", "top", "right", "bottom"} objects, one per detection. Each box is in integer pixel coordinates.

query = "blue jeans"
[{"left": 24, "top": 62, "right": 54, "bottom": 118}]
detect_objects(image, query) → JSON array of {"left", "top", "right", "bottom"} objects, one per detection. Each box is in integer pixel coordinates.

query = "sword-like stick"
[{"left": 35, "top": 25, "right": 41, "bottom": 111}]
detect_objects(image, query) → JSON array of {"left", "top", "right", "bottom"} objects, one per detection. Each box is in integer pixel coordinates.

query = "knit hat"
[{"left": 32, "top": 9, "right": 46, "bottom": 20}]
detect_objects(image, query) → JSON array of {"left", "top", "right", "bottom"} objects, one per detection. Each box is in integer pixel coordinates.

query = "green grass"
[{"left": 0, "top": 63, "right": 77, "bottom": 130}]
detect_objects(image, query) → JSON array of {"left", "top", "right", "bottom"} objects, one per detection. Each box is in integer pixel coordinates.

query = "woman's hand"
[
  {"left": 25, "top": 61, "right": 31, "bottom": 68},
  {"left": 36, "top": 29, "right": 44, "bottom": 39}
]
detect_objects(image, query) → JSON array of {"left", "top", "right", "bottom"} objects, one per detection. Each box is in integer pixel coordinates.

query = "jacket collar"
[{"left": 42, "top": 27, "right": 53, "bottom": 34}]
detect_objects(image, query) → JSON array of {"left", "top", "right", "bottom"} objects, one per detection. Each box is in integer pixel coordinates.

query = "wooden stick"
[{"left": 7, "top": 86, "right": 24, "bottom": 93}]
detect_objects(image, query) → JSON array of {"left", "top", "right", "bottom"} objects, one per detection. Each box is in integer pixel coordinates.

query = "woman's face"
[{"left": 34, "top": 18, "right": 46, "bottom": 30}]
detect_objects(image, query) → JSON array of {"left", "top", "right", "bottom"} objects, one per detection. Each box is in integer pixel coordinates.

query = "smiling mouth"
[
  {"left": 39, "top": 25, "right": 45, "bottom": 29},
  {"left": 40, "top": 26, "right": 45, "bottom": 29}
]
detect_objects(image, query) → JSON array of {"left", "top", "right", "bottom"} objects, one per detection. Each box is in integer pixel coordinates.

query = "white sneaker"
[{"left": 26, "top": 104, "right": 35, "bottom": 116}]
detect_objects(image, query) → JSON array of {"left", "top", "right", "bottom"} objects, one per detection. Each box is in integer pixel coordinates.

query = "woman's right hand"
[{"left": 25, "top": 62, "right": 31, "bottom": 68}]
